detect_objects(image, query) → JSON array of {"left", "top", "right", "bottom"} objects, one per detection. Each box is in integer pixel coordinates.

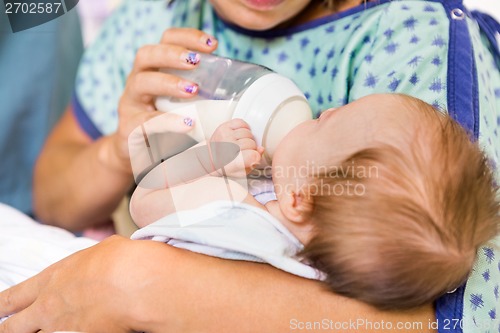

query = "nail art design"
[
  {"left": 185, "top": 52, "right": 200, "bottom": 65},
  {"left": 183, "top": 117, "right": 194, "bottom": 127},
  {"left": 206, "top": 38, "right": 213, "bottom": 47},
  {"left": 184, "top": 84, "right": 198, "bottom": 94}
]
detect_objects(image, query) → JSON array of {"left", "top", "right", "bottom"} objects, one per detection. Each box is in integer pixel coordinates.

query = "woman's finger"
[
  {"left": 127, "top": 71, "right": 199, "bottom": 101},
  {"left": 132, "top": 44, "right": 202, "bottom": 73},
  {"left": 0, "top": 275, "right": 42, "bottom": 318},
  {"left": 139, "top": 111, "right": 195, "bottom": 135},
  {"left": 128, "top": 111, "right": 195, "bottom": 157},
  {"left": 0, "top": 304, "right": 41, "bottom": 333},
  {"left": 128, "top": 112, "right": 196, "bottom": 180},
  {"left": 160, "top": 28, "right": 217, "bottom": 52}
]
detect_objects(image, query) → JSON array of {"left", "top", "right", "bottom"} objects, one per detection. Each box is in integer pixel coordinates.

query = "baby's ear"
[{"left": 280, "top": 189, "right": 314, "bottom": 224}]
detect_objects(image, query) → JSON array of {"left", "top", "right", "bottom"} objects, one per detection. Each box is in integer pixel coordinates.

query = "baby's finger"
[
  {"left": 232, "top": 128, "right": 255, "bottom": 141},
  {"left": 227, "top": 119, "right": 251, "bottom": 130},
  {"left": 160, "top": 28, "right": 217, "bottom": 52},
  {"left": 235, "top": 137, "right": 258, "bottom": 151},
  {"left": 241, "top": 149, "right": 262, "bottom": 172},
  {"left": 210, "top": 128, "right": 236, "bottom": 144}
]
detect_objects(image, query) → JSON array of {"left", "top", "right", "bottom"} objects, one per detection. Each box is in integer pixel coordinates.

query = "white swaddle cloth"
[
  {"left": 131, "top": 201, "right": 322, "bottom": 280},
  {"left": 0, "top": 203, "right": 97, "bottom": 323}
]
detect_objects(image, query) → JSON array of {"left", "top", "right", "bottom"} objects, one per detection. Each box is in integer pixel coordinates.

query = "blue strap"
[
  {"left": 434, "top": 1, "right": 484, "bottom": 332},
  {"left": 442, "top": 0, "right": 479, "bottom": 139},
  {"left": 470, "top": 10, "right": 500, "bottom": 61},
  {"left": 436, "top": 284, "right": 465, "bottom": 333}
]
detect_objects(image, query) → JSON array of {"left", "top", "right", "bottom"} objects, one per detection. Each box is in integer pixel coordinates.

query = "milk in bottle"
[{"left": 155, "top": 53, "right": 313, "bottom": 166}]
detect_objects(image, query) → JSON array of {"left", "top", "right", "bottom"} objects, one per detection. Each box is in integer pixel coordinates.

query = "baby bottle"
[{"left": 155, "top": 53, "right": 312, "bottom": 167}]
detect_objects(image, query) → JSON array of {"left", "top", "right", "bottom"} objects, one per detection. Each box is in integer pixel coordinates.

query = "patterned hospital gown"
[{"left": 73, "top": 1, "right": 500, "bottom": 332}]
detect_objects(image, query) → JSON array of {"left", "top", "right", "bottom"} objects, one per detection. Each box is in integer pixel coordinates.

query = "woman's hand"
[
  {"left": 0, "top": 235, "right": 178, "bottom": 333},
  {"left": 0, "top": 236, "right": 132, "bottom": 332},
  {"left": 111, "top": 28, "right": 218, "bottom": 170}
]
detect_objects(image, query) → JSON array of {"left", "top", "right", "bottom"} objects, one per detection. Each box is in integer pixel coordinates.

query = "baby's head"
[{"left": 272, "top": 93, "right": 499, "bottom": 309}]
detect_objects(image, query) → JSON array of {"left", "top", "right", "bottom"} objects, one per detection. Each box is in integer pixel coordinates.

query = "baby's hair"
[{"left": 302, "top": 95, "right": 500, "bottom": 310}]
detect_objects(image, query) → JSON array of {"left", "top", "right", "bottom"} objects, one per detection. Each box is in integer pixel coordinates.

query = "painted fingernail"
[
  {"left": 201, "top": 35, "right": 216, "bottom": 46},
  {"left": 179, "top": 82, "right": 198, "bottom": 94},
  {"left": 184, "top": 117, "right": 194, "bottom": 127},
  {"left": 184, "top": 52, "right": 200, "bottom": 65}
]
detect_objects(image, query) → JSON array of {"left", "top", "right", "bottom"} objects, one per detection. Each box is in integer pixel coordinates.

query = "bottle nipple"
[{"left": 232, "top": 73, "right": 312, "bottom": 167}]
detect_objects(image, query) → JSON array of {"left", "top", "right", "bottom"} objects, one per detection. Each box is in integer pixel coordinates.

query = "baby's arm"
[
  {"left": 131, "top": 175, "right": 263, "bottom": 228},
  {"left": 130, "top": 181, "right": 173, "bottom": 228},
  {"left": 130, "top": 119, "right": 265, "bottom": 228}
]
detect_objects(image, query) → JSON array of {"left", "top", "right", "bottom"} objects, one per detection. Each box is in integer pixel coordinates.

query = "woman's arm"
[
  {"left": 0, "top": 236, "right": 435, "bottom": 333},
  {"left": 33, "top": 27, "right": 218, "bottom": 231},
  {"left": 34, "top": 106, "right": 195, "bottom": 231},
  {"left": 131, "top": 175, "right": 263, "bottom": 227},
  {"left": 33, "top": 107, "right": 134, "bottom": 231}
]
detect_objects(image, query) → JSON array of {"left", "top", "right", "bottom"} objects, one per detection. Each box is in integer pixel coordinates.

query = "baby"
[{"left": 130, "top": 93, "right": 499, "bottom": 310}]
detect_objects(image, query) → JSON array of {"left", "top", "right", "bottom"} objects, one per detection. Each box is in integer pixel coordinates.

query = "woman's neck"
[{"left": 281, "top": 0, "right": 362, "bottom": 28}]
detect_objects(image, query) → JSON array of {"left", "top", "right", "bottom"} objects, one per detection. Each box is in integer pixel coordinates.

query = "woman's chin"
[{"left": 227, "top": 16, "right": 287, "bottom": 30}]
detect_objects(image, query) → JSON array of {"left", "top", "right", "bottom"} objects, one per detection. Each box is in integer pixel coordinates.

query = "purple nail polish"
[
  {"left": 206, "top": 38, "right": 213, "bottom": 47},
  {"left": 184, "top": 84, "right": 198, "bottom": 94},
  {"left": 186, "top": 52, "right": 200, "bottom": 65},
  {"left": 184, "top": 117, "right": 194, "bottom": 127}
]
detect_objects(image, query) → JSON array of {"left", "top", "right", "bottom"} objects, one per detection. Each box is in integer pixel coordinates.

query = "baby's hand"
[{"left": 210, "top": 119, "right": 264, "bottom": 175}]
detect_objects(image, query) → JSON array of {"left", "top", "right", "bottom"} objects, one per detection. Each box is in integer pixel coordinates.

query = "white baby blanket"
[
  {"left": 0, "top": 203, "right": 97, "bottom": 290},
  {"left": 131, "top": 201, "right": 322, "bottom": 280},
  {"left": 0, "top": 203, "right": 97, "bottom": 323}
]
